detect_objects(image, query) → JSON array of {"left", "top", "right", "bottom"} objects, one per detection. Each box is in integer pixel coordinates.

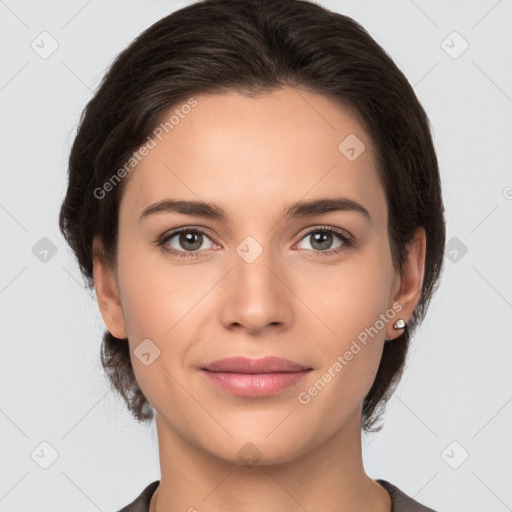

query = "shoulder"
[
  {"left": 377, "top": 479, "right": 439, "bottom": 512},
  {"left": 115, "top": 479, "right": 440, "bottom": 512},
  {"left": 114, "top": 480, "right": 160, "bottom": 512}
]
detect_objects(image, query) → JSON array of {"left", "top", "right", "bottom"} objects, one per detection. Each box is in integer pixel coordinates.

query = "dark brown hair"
[{"left": 59, "top": 0, "right": 446, "bottom": 432}]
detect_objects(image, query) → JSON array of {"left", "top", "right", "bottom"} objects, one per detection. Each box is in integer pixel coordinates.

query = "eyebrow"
[{"left": 138, "top": 197, "right": 372, "bottom": 225}]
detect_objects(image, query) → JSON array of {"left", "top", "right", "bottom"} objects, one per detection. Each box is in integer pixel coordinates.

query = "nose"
[{"left": 219, "top": 241, "right": 294, "bottom": 335}]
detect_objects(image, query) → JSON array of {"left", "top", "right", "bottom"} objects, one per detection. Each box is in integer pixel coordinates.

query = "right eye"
[{"left": 158, "top": 227, "right": 219, "bottom": 259}]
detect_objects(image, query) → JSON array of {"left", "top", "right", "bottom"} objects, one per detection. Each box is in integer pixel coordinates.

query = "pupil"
[
  {"left": 312, "top": 232, "right": 332, "bottom": 250},
  {"left": 180, "top": 232, "right": 202, "bottom": 251}
]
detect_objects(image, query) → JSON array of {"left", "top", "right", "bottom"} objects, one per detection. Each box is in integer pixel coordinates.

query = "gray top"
[{"left": 116, "top": 479, "right": 439, "bottom": 511}]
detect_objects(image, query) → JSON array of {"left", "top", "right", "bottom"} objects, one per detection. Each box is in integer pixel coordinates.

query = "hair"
[{"left": 59, "top": 0, "right": 446, "bottom": 433}]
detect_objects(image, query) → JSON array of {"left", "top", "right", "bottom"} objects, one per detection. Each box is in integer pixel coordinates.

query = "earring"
[{"left": 393, "top": 319, "right": 406, "bottom": 329}]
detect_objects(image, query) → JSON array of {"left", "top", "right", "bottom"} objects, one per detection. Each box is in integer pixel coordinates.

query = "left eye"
[{"left": 296, "top": 229, "right": 348, "bottom": 252}]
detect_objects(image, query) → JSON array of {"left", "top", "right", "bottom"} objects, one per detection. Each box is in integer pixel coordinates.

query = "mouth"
[
  {"left": 200, "top": 356, "right": 313, "bottom": 397},
  {"left": 202, "top": 355, "right": 312, "bottom": 373}
]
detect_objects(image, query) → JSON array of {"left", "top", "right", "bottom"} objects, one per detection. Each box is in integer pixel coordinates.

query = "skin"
[{"left": 93, "top": 86, "right": 425, "bottom": 512}]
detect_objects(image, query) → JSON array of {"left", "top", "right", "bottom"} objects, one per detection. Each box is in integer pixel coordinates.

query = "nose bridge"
[
  {"left": 220, "top": 233, "right": 292, "bottom": 330},
  {"left": 233, "top": 233, "right": 281, "bottom": 296}
]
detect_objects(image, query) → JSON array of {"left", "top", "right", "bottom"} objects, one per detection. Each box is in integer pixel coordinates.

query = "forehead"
[{"left": 120, "top": 87, "right": 386, "bottom": 225}]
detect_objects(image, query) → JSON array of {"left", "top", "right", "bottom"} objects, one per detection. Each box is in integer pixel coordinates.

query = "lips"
[
  {"left": 202, "top": 356, "right": 311, "bottom": 373},
  {"left": 200, "top": 356, "right": 313, "bottom": 397}
]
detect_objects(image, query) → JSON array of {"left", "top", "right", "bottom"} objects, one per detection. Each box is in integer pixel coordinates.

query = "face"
[{"left": 93, "top": 86, "right": 424, "bottom": 466}]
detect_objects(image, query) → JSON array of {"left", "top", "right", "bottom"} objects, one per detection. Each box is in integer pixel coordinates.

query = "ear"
[
  {"left": 92, "top": 235, "right": 128, "bottom": 339},
  {"left": 385, "top": 227, "right": 426, "bottom": 341}
]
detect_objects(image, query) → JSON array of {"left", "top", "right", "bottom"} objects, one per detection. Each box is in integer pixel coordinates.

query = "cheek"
[
  {"left": 302, "top": 249, "right": 394, "bottom": 342},
  {"left": 114, "top": 240, "right": 215, "bottom": 396},
  {"left": 290, "top": 257, "right": 395, "bottom": 438},
  {"left": 301, "top": 245, "right": 395, "bottom": 389},
  {"left": 116, "top": 238, "right": 198, "bottom": 340},
  {"left": 114, "top": 245, "right": 193, "bottom": 409}
]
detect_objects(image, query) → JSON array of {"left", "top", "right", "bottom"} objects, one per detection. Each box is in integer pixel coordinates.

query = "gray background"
[{"left": 1, "top": 1, "right": 511, "bottom": 511}]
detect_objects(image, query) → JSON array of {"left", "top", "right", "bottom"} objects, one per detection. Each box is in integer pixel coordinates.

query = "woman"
[{"left": 59, "top": 0, "right": 446, "bottom": 510}]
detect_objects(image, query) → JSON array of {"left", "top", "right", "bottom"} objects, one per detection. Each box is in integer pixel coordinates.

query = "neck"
[{"left": 151, "top": 408, "right": 391, "bottom": 512}]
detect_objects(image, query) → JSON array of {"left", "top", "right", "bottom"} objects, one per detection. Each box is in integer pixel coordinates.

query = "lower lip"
[{"left": 201, "top": 370, "right": 311, "bottom": 397}]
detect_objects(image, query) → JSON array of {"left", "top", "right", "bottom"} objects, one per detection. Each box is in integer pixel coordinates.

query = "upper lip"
[{"left": 202, "top": 356, "right": 312, "bottom": 373}]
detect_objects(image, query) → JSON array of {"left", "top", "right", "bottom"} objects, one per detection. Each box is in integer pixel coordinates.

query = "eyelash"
[{"left": 156, "top": 225, "right": 354, "bottom": 260}]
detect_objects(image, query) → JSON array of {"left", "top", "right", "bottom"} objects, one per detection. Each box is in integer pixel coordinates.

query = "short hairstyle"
[{"left": 59, "top": 0, "right": 446, "bottom": 432}]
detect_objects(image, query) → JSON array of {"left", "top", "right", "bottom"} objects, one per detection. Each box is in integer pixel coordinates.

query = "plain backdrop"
[{"left": 1, "top": 1, "right": 511, "bottom": 511}]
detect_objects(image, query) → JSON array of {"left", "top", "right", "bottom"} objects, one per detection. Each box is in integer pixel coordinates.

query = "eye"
[
  {"left": 295, "top": 227, "right": 353, "bottom": 256},
  {"left": 158, "top": 227, "right": 217, "bottom": 259}
]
